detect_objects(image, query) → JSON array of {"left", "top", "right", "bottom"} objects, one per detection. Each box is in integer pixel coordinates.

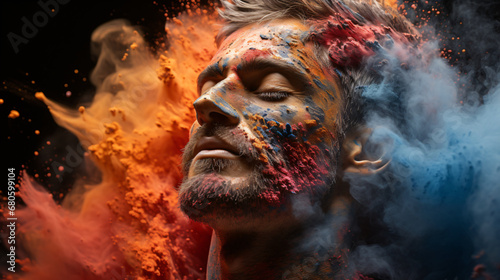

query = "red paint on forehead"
[
  {"left": 312, "top": 14, "right": 417, "bottom": 68},
  {"left": 241, "top": 48, "right": 272, "bottom": 61}
]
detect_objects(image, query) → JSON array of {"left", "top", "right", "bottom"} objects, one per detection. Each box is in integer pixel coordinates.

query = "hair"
[{"left": 216, "top": 0, "right": 419, "bottom": 138}]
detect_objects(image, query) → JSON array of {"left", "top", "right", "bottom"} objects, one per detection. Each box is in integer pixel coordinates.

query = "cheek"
[
  {"left": 190, "top": 122, "right": 200, "bottom": 137},
  {"left": 243, "top": 102, "right": 303, "bottom": 124},
  {"left": 303, "top": 97, "right": 340, "bottom": 145},
  {"left": 304, "top": 96, "right": 326, "bottom": 124},
  {"left": 277, "top": 105, "right": 299, "bottom": 121}
]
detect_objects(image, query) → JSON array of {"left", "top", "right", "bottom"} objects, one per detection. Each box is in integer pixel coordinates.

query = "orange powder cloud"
[{"left": 9, "top": 9, "right": 220, "bottom": 280}]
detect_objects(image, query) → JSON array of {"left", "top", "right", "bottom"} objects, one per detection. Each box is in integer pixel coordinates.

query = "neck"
[{"left": 206, "top": 195, "right": 354, "bottom": 280}]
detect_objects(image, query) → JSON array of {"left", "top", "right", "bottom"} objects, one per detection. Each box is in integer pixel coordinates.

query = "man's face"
[{"left": 179, "top": 19, "right": 343, "bottom": 228}]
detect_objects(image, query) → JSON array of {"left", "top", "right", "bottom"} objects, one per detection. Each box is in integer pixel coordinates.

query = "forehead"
[{"left": 212, "top": 19, "right": 318, "bottom": 69}]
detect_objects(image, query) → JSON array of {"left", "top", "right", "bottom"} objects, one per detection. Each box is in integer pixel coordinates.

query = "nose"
[{"left": 193, "top": 92, "right": 240, "bottom": 126}]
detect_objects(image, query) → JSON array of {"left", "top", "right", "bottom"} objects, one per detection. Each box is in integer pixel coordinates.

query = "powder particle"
[
  {"left": 0, "top": 99, "right": 4, "bottom": 104},
  {"left": 8, "top": 110, "right": 20, "bottom": 119},
  {"left": 35, "top": 92, "right": 45, "bottom": 100},
  {"left": 35, "top": 130, "right": 40, "bottom": 135}
]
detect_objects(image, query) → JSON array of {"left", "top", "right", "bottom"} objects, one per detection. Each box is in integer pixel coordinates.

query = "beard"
[{"left": 178, "top": 122, "right": 339, "bottom": 224}]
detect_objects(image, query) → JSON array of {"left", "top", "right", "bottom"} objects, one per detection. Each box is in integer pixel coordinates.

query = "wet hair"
[{"left": 216, "top": 0, "right": 418, "bottom": 137}]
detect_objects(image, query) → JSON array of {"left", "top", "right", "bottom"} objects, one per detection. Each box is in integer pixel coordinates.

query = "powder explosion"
[
  {"left": 2, "top": 0, "right": 500, "bottom": 279},
  {"left": 3, "top": 3, "right": 220, "bottom": 279}
]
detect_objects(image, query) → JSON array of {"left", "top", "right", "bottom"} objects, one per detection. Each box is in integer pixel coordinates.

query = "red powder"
[
  {"left": 312, "top": 14, "right": 416, "bottom": 68},
  {"left": 256, "top": 121, "right": 332, "bottom": 205}
]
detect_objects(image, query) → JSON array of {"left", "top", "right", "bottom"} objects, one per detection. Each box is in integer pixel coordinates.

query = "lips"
[{"left": 192, "top": 136, "right": 240, "bottom": 161}]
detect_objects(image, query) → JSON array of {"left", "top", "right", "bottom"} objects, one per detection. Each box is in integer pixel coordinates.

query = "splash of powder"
[
  {"left": 344, "top": 38, "right": 500, "bottom": 279},
  {"left": 9, "top": 9, "right": 220, "bottom": 280}
]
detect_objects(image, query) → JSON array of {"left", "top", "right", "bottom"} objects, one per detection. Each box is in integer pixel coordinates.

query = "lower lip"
[{"left": 193, "top": 149, "right": 239, "bottom": 161}]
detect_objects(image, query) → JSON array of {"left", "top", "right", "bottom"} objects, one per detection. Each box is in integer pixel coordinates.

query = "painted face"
[{"left": 179, "top": 19, "right": 343, "bottom": 224}]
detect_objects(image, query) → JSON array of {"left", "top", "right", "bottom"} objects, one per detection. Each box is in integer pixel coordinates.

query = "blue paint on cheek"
[
  {"left": 245, "top": 104, "right": 270, "bottom": 118},
  {"left": 256, "top": 126, "right": 268, "bottom": 138},
  {"left": 268, "top": 138, "right": 281, "bottom": 153},
  {"left": 305, "top": 96, "right": 326, "bottom": 123},
  {"left": 283, "top": 123, "right": 296, "bottom": 139},
  {"left": 313, "top": 79, "right": 328, "bottom": 91},
  {"left": 313, "top": 79, "right": 336, "bottom": 101},
  {"left": 327, "top": 92, "right": 336, "bottom": 101},
  {"left": 279, "top": 105, "right": 297, "bottom": 119},
  {"left": 271, "top": 127, "right": 283, "bottom": 137}
]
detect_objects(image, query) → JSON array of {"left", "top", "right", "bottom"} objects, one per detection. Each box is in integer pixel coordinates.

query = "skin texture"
[{"left": 179, "top": 19, "right": 360, "bottom": 279}]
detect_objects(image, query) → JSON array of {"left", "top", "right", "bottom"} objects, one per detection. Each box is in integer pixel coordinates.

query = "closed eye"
[{"left": 255, "top": 91, "right": 290, "bottom": 102}]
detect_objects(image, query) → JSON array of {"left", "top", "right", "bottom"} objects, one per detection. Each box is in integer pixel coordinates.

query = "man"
[{"left": 178, "top": 0, "right": 418, "bottom": 279}]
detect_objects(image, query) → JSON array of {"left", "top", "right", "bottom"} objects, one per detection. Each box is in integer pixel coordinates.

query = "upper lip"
[{"left": 193, "top": 136, "right": 240, "bottom": 157}]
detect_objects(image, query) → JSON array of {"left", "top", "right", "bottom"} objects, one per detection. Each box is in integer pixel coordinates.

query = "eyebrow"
[
  {"left": 197, "top": 63, "right": 224, "bottom": 93},
  {"left": 197, "top": 57, "right": 309, "bottom": 94}
]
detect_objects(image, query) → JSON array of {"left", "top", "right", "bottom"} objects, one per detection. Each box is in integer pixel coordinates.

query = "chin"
[
  {"left": 178, "top": 167, "right": 333, "bottom": 231},
  {"left": 179, "top": 176, "right": 297, "bottom": 231},
  {"left": 179, "top": 170, "right": 270, "bottom": 220}
]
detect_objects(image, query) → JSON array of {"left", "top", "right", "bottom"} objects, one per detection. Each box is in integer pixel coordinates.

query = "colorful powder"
[
  {"left": 6, "top": 6, "right": 220, "bottom": 280},
  {"left": 311, "top": 13, "right": 417, "bottom": 68}
]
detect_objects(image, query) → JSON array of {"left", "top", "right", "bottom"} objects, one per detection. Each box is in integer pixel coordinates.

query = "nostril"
[{"left": 209, "top": 112, "right": 230, "bottom": 124}]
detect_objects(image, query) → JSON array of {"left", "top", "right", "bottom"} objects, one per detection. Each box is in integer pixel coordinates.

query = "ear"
[{"left": 342, "top": 126, "right": 389, "bottom": 175}]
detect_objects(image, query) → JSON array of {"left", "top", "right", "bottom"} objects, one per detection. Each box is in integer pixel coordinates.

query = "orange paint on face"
[{"left": 10, "top": 8, "right": 220, "bottom": 280}]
